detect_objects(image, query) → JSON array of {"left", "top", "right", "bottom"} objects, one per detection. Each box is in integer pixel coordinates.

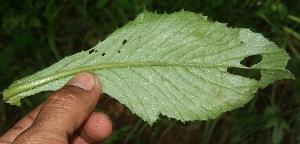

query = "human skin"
[{"left": 0, "top": 72, "right": 112, "bottom": 144}]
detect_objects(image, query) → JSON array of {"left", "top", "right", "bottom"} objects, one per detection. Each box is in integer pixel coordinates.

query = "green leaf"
[{"left": 2, "top": 10, "right": 294, "bottom": 124}]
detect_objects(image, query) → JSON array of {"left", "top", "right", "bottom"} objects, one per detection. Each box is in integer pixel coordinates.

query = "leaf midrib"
[
  {"left": 4, "top": 58, "right": 284, "bottom": 101},
  {"left": 4, "top": 61, "right": 217, "bottom": 100}
]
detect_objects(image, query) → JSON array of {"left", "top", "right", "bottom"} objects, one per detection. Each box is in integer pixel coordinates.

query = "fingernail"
[{"left": 67, "top": 72, "right": 95, "bottom": 91}]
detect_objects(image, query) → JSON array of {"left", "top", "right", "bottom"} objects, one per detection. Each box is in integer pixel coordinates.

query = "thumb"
[{"left": 13, "top": 72, "right": 101, "bottom": 143}]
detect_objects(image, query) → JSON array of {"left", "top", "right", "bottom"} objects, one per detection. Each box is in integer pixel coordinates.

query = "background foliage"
[{"left": 0, "top": 0, "right": 299, "bottom": 143}]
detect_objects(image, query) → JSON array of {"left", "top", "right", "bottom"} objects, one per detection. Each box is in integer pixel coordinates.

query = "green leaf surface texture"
[{"left": 3, "top": 10, "right": 294, "bottom": 124}]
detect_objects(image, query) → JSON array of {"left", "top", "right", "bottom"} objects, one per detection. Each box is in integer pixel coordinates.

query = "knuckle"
[{"left": 46, "top": 86, "right": 86, "bottom": 108}]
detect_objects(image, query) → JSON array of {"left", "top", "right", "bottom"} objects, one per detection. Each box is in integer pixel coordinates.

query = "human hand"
[{"left": 0, "top": 72, "right": 112, "bottom": 144}]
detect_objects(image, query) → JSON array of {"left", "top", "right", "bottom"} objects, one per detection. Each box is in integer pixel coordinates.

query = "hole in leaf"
[
  {"left": 240, "top": 54, "right": 262, "bottom": 67},
  {"left": 89, "top": 49, "right": 95, "bottom": 54},
  {"left": 117, "top": 50, "right": 121, "bottom": 53},
  {"left": 122, "top": 39, "right": 127, "bottom": 45},
  {"left": 102, "top": 53, "right": 106, "bottom": 56},
  {"left": 227, "top": 67, "right": 261, "bottom": 80},
  {"left": 240, "top": 41, "right": 243, "bottom": 44}
]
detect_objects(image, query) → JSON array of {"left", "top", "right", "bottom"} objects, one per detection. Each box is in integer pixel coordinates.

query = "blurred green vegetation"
[{"left": 0, "top": 0, "right": 299, "bottom": 143}]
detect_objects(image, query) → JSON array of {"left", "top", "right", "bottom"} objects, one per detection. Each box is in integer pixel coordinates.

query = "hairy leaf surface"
[{"left": 3, "top": 10, "right": 294, "bottom": 124}]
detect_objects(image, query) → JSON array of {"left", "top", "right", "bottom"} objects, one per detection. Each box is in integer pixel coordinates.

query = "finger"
[
  {"left": 0, "top": 105, "right": 41, "bottom": 143},
  {"left": 13, "top": 72, "right": 102, "bottom": 143},
  {"left": 71, "top": 112, "right": 112, "bottom": 143},
  {"left": 70, "top": 135, "right": 89, "bottom": 144}
]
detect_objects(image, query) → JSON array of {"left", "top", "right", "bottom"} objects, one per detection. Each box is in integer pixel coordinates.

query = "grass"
[{"left": 0, "top": 0, "right": 299, "bottom": 143}]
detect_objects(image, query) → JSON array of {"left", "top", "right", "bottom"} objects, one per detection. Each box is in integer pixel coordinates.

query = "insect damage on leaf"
[
  {"left": 2, "top": 10, "right": 294, "bottom": 124},
  {"left": 227, "top": 54, "right": 263, "bottom": 80}
]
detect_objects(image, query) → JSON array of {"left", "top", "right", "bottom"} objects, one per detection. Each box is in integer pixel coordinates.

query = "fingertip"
[
  {"left": 79, "top": 112, "right": 113, "bottom": 143},
  {"left": 67, "top": 72, "right": 101, "bottom": 92}
]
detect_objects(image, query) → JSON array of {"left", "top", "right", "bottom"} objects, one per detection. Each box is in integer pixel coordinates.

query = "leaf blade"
[{"left": 3, "top": 10, "right": 294, "bottom": 124}]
